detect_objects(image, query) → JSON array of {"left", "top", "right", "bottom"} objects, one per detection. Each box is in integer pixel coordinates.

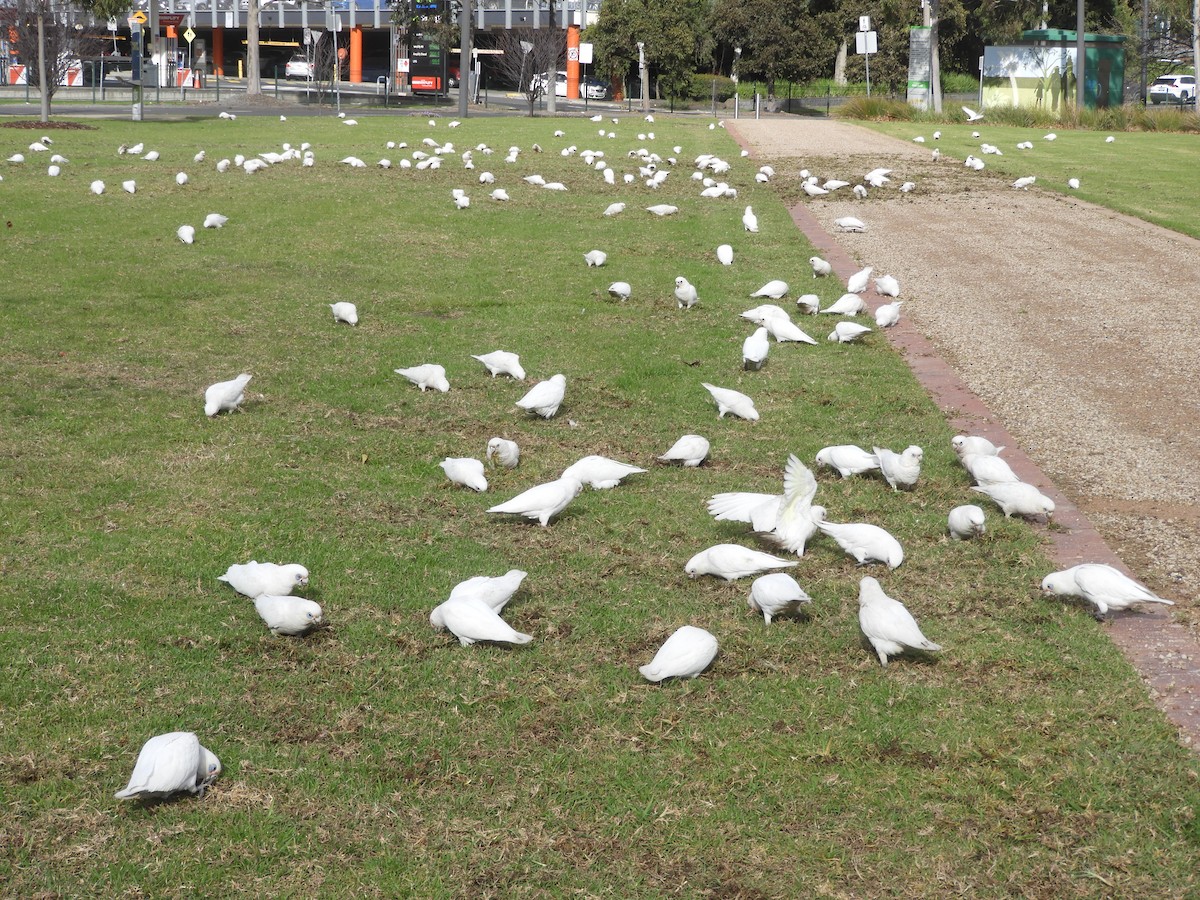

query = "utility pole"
[
  {"left": 457, "top": 0, "right": 469, "bottom": 116},
  {"left": 1076, "top": 0, "right": 1086, "bottom": 107},
  {"left": 923, "top": 0, "right": 943, "bottom": 112},
  {"left": 637, "top": 40, "right": 648, "bottom": 113}
]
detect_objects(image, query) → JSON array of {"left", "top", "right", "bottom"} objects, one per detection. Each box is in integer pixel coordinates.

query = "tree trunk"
[
  {"left": 1193, "top": 0, "right": 1199, "bottom": 105},
  {"left": 37, "top": 9, "right": 50, "bottom": 123},
  {"left": 247, "top": 0, "right": 261, "bottom": 96},
  {"left": 930, "top": 0, "right": 942, "bottom": 112},
  {"left": 834, "top": 39, "right": 847, "bottom": 85}
]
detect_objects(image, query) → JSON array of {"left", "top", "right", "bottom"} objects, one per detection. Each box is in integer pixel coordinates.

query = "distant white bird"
[
  {"left": 430, "top": 595, "right": 532, "bottom": 646},
  {"left": 487, "top": 475, "right": 583, "bottom": 526},
  {"left": 823, "top": 179, "right": 850, "bottom": 191},
  {"left": 193, "top": 150, "right": 206, "bottom": 163},
  {"left": 962, "top": 105, "right": 984, "bottom": 122},
  {"left": 741, "top": 305, "right": 817, "bottom": 344},
  {"left": 639, "top": 625, "right": 719, "bottom": 682},
  {"left": 490, "top": 188, "right": 510, "bottom": 201},
  {"left": 394, "top": 364, "right": 450, "bottom": 393},
  {"left": 584, "top": 250, "right": 607, "bottom": 267},
  {"left": 218, "top": 561, "right": 308, "bottom": 598},
  {"left": 716, "top": 244, "right": 734, "bottom": 266},
  {"left": 142, "top": 150, "right": 160, "bottom": 161},
  {"left": 542, "top": 182, "right": 567, "bottom": 191},
  {"left": 647, "top": 204, "right": 678, "bottom": 216},
  {"left": 203, "top": 213, "right": 228, "bottom": 229},
  {"left": 810, "top": 256, "right": 833, "bottom": 277},
  {"left": 454, "top": 194, "right": 470, "bottom": 209},
  {"left": 815, "top": 445, "right": 878, "bottom": 478},
  {"left": 607, "top": 281, "right": 632, "bottom": 301},
  {"left": 47, "top": 164, "right": 61, "bottom": 177},
  {"left": 707, "top": 454, "right": 822, "bottom": 556},
  {"left": 1041, "top": 563, "right": 1175, "bottom": 617},
  {"left": 827, "top": 322, "right": 872, "bottom": 343},
  {"left": 329, "top": 302, "right": 358, "bottom": 325},
  {"left": 816, "top": 512, "right": 904, "bottom": 569},
  {"left": 515, "top": 373, "right": 566, "bottom": 418},
  {"left": 6, "top": 153, "right": 25, "bottom": 163},
  {"left": 686, "top": 544, "right": 796, "bottom": 581},
  {"left": 821, "top": 293, "right": 867, "bottom": 316},
  {"left": 948, "top": 504, "right": 986, "bottom": 540},
  {"left": 471, "top": 350, "right": 524, "bottom": 380},
  {"left": 743, "top": 327, "right": 770, "bottom": 370},
  {"left": 873, "top": 274, "right": 900, "bottom": 297},
  {"left": 875, "top": 300, "right": 902, "bottom": 328},
  {"left": 834, "top": 216, "right": 866, "bottom": 232},
  {"left": 873, "top": 445, "right": 923, "bottom": 491},
  {"left": 1012, "top": 176, "right": 1036, "bottom": 190},
  {"left": 749, "top": 573, "right": 811, "bottom": 624},
  {"left": 701, "top": 382, "right": 758, "bottom": 421},
  {"left": 852, "top": 184, "right": 869, "bottom": 199},
  {"left": 846, "top": 267, "right": 873, "bottom": 294},
  {"left": 114, "top": 732, "right": 221, "bottom": 801},
  {"left": 217, "top": 111, "right": 235, "bottom": 120},
  {"left": 204, "top": 373, "right": 252, "bottom": 417},
  {"left": 802, "top": 181, "right": 829, "bottom": 197},
  {"left": 90, "top": 180, "right": 105, "bottom": 195},
  {"left": 441, "top": 457, "right": 488, "bottom": 492},
  {"left": 216, "top": 159, "right": 231, "bottom": 173},
  {"left": 448, "top": 569, "right": 527, "bottom": 612},
  {"left": 176, "top": 172, "right": 188, "bottom": 185},
  {"left": 177, "top": 225, "right": 195, "bottom": 244},
  {"left": 658, "top": 434, "right": 710, "bottom": 467},
  {"left": 858, "top": 576, "right": 940, "bottom": 666},
  {"left": 603, "top": 202, "right": 626, "bottom": 217},
  {"left": 486, "top": 437, "right": 520, "bottom": 469},
  {"left": 122, "top": 180, "right": 136, "bottom": 194},
  {"left": 254, "top": 594, "right": 323, "bottom": 636},
  {"left": 1067, "top": 177, "right": 1080, "bottom": 190},
  {"left": 796, "top": 294, "right": 821, "bottom": 315},
  {"left": 674, "top": 276, "right": 699, "bottom": 309},
  {"left": 952, "top": 434, "right": 1005, "bottom": 458},
  {"left": 912, "top": 135, "right": 925, "bottom": 143},
  {"left": 340, "top": 156, "right": 366, "bottom": 167},
  {"left": 751, "top": 280, "right": 789, "bottom": 300},
  {"left": 742, "top": 206, "right": 759, "bottom": 232},
  {"left": 972, "top": 482, "right": 1054, "bottom": 520},
  {"left": 127, "top": 142, "right": 144, "bottom": 154},
  {"left": 562, "top": 455, "right": 646, "bottom": 489},
  {"left": 1043, "top": 132, "right": 1057, "bottom": 141},
  {"left": 1106, "top": 135, "right": 1116, "bottom": 143},
  {"left": 960, "top": 452, "right": 1019, "bottom": 487}
]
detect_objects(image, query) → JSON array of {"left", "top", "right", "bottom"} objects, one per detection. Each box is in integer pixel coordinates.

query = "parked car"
[
  {"left": 527, "top": 70, "right": 567, "bottom": 97},
  {"left": 448, "top": 64, "right": 460, "bottom": 88},
  {"left": 1149, "top": 73, "right": 1195, "bottom": 104},
  {"left": 582, "top": 76, "right": 609, "bottom": 100},
  {"left": 285, "top": 53, "right": 313, "bottom": 79}
]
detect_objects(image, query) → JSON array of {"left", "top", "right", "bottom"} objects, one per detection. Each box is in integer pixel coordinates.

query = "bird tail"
[
  {"left": 920, "top": 640, "right": 942, "bottom": 652},
  {"left": 638, "top": 665, "right": 663, "bottom": 682},
  {"left": 511, "top": 631, "right": 534, "bottom": 645}
]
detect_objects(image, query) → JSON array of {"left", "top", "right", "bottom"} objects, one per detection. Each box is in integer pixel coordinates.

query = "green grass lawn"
[
  {"left": 2, "top": 114, "right": 1199, "bottom": 897},
  {"left": 865, "top": 120, "right": 1200, "bottom": 239}
]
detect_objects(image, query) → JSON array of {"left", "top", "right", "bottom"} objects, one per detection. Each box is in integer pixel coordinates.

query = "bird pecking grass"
[{"left": 1, "top": 114, "right": 1199, "bottom": 898}]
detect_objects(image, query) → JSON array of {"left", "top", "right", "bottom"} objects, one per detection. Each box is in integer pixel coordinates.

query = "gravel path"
[{"left": 729, "top": 117, "right": 1200, "bottom": 743}]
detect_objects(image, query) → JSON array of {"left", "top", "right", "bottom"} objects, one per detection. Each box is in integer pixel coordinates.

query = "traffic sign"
[
  {"left": 132, "top": 10, "right": 147, "bottom": 24},
  {"left": 183, "top": 27, "right": 195, "bottom": 44},
  {"left": 160, "top": 13, "right": 187, "bottom": 27}
]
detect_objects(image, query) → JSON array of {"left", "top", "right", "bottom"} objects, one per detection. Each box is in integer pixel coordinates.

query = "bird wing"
[
  {"left": 116, "top": 732, "right": 198, "bottom": 798},
  {"left": 707, "top": 492, "right": 779, "bottom": 525},
  {"left": 861, "top": 598, "right": 933, "bottom": 650},
  {"left": 1074, "top": 564, "right": 1166, "bottom": 606}
]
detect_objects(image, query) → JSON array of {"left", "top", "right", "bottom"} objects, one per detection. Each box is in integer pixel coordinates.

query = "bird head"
[
  {"left": 289, "top": 566, "right": 310, "bottom": 588},
  {"left": 199, "top": 746, "right": 222, "bottom": 784},
  {"left": 858, "top": 576, "right": 883, "bottom": 604},
  {"left": 1040, "top": 570, "right": 1073, "bottom": 596},
  {"left": 951, "top": 436, "right": 967, "bottom": 456},
  {"left": 683, "top": 551, "right": 707, "bottom": 578}
]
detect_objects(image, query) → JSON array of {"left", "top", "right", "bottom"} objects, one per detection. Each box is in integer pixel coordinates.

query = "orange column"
[
  {"left": 350, "top": 26, "right": 362, "bottom": 83},
  {"left": 566, "top": 24, "right": 580, "bottom": 99},
  {"left": 213, "top": 27, "right": 224, "bottom": 76}
]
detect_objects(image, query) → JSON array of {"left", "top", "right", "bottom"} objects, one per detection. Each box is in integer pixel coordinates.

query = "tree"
[
  {"left": 492, "top": 27, "right": 565, "bottom": 115},
  {"left": 5, "top": 0, "right": 113, "bottom": 121},
  {"left": 711, "top": 0, "right": 837, "bottom": 95},
  {"left": 586, "top": 0, "right": 713, "bottom": 102}
]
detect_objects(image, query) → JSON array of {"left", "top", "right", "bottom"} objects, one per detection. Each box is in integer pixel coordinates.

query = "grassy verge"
[{"left": 1, "top": 114, "right": 1198, "bottom": 897}]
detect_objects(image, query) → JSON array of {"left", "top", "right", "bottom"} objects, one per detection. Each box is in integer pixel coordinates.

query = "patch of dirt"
[
  {"left": 730, "top": 116, "right": 1200, "bottom": 746},
  {"left": 0, "top": 120, "right": 97, "bottom": 130}
]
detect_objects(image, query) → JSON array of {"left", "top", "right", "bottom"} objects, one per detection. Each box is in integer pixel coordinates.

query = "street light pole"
[
  {"left": 457, "top": 0, "right": 469, "bottom": 116},
  {"left": 637, "top": 40, "right": 647, "bottom": 113},
  {"left": 36, "top": 4, "right": 49, "bottom": 123},
  {"left": 732, "top": 46, "right": 741, "bottom": 119}
]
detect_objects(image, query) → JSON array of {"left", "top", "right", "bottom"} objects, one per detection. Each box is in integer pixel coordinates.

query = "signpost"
[
  {"left": 907, "top": 25, "right": 932, "bottom": 109},
  {"left": 129, "top": 16, "right": 143, "bottom": 120},
  {"left": 856, "top": 17, "right": 878, "bottom": 97}
]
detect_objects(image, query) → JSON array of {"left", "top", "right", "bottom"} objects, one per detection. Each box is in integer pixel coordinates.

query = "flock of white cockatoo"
[{"left": 12, "top": 108, "right": 1165, "bottom": 801}]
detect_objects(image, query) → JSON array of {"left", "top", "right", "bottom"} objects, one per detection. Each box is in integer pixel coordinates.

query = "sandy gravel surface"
[{"left": 731, "top": 117, "right": 1199, "bottom": 627}]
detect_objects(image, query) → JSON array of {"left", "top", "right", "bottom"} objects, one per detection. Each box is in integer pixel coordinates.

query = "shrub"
[
  {"left": 691, "top": 73, "right": 735, "bottom": 102},
  {"left": 834, "top": 96, "right": 917, "bottom": 120}
]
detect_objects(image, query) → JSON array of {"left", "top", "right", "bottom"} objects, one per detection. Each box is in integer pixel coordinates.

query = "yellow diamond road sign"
[
  {"left": 183, "top": 27, "right": 196, "bottom": 44},
  {"left": 132, "top": 10, "right": 147, "bottom": 23}
]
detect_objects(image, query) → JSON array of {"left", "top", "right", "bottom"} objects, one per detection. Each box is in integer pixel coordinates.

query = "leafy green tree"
[
  {"left": 711, "top": 0, "right": 836, "bottom": 94},
  {"left": 586, "top": 0, "right": 713, "bottom": 100}
]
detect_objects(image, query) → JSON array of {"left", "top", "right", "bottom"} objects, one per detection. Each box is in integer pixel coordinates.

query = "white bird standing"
[
  {"left": 658, "top": 434, "right": 710, "bottom": 467},
  {"left": 603, "top": 202, "right": 626, "bottom": 217},
  {"left": 834, "top": 216, "right": 866, "bottom": 232},
  {"left": 486, "top": 437, "right": 520, "bottom": 469},
  {"left": 515, "top": 373, "right": 566, "bottom": 418},
  {"left": 639, "top": 625, "right": 719, "bottom": 682},
  {"left": 646, "top": 204, "right": 678, "bottom": 216},
  {"left": 952, "top": 434, "right": 1005, "bottom": 458},
  {"left": 584, "top": 250, "right": 607, "bottom": 267},
  {"left": 218, "top": 561, "right": 309, "bottom": 598},
  {"left": 562, "top": 455, "right": 646, "bottom": 489},
  {"left": 796, "top": 294, "right": 821, "bottom": 315},
  {"left": 685, "top": 544, "right": 796, "bottom": 581},
  {"left": 490, "top": 188, "right": 510, "bottom": 201},
  {"left": 810, "top": 256, "right": 833, "bottom": 277},
  {"left": 448, "top": 569, "right": 528, "bottom": 612},
  {"left": 828, "top": 322, "right": 872, "bottom": 344},
  {"left": 330, "top": 302, "right": 359, "bottom": 325},
  {"left": 875, "top": 301, "right": 902, "bottom": 328},
  {"left": 486, "top": 476, "right": 583, "bottom": 526},
  {"left": 858, "top": 576, "right": 941, "bottom": 667},
  {"left": 815, "top": 511, "right": 904, "bottom": 569},
  {"left": 716, "top": 244, "right": 734, "bottom": 266},
  {"left": 815, "top": 445, "right": 879, "bottom": 478},
  {"left": 607, "top": 281, "right": 632, "bottom": 301},
  {"left": 822, "top": 293, "right": 867, "bottom": 316},
  {"left": 203, "top": 213, "right": 228, "bottom": 229},
  {"left": 873, "top": 445, "right": 923, "bottom": 491},
  {"left": 441, "top": 457, "right": 488, "bottom": 492},
  {"left": 873, "top": 274, "right": 900, "bottom": 297},
  {"left": 430, "top": 595, "right": 532, "bottom": 646},
  {"left": 751, "top": 280, "right": 789, "bottom": 300},
  {"left": 176, "top": 225, "right": 195, "bottom": 244},
  {"left": 749, "top": 573, "right": 812, "bottom": 624},
  {"left": 176, "top": 172, "right": 189, "bottom": 185},
  {"left": 701, "top": 382, "right": 758, "bottom": 421},
  {"left": 204, "top": 373, "right": 252, "bottom": 417},
  {"left": 90, "top": 180, "right": 105, "bottom": 195},
  {"left": 960, "top": 452, "right": 1019, "bottom": 487},
  {"left": 674, "top": 276, "right": 699, "bottom": 309},
  {"left": 971, "top": 482, "right": 1055, "bottom": 520},
  {"left": 743, "top": 327, "right": 770, "bottom": 370},
  {"left": 948, "top": 505, "right": 986, "bottom": 540},
  {"left": 114, "top": 732, "right": 221, "bottom": 801},
  {"left": 1012, "top": 176, "right": 1037, "bottom": 189},
  {"left": 742, "top": 206, "right": 759, "bottom": 232},
  {"left": 1068, "top": 177, "right": 1081, "bottom": 190},
  {"left": 394, "top": 364, "right": 450, "bottom": 393},
  {"left": 254, "top": 595, "right": 324, "bottom": 636},
  {"left": 471, "top": 350, "right": 525, "bottom": 380},
  {"left": 707, "top": 454, "right": 823, "bottom": 557},
  {"left": 1041, "top": 563, "right": 1175, "bottom": 617},
  {"left": 122, "top": 180, "right": 136, "bottom": 194},
  {"left": 847, "top": 266, "right": 873, "bottom": 294}
]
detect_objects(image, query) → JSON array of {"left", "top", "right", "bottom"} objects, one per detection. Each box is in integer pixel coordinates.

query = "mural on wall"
[{"left": 982, "top": 46, "right": 1077, "bottom": 111}]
